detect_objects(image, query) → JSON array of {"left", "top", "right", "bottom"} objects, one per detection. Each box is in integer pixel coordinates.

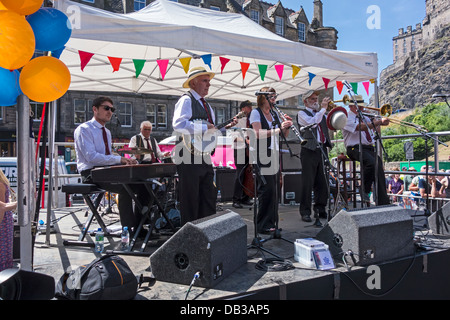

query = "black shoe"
[
  {"left": 301, "top": 215, "right": 312, "bottom": 222},
  {"left": 240, "top": 199, "right": 253, "bottom": 206},
  {"left": 259, "top": 227, "right": 276, "bottom": 235},
  {"left": 232, "top": 202, "right": 243, "bottom": 209}
]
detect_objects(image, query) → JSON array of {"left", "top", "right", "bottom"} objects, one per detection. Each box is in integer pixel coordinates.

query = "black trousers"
[
  {"left": 176, "top": 161, "right": 217, "bottom": 227},
  {"left": 299, "top": 147, "right": 328, "bottom": 217},
  {"left": 346, "top": 145, "right": 390, "bottom": 205},
  {"left": 256, "top": 171, "right": 279, "bottom": 232}
]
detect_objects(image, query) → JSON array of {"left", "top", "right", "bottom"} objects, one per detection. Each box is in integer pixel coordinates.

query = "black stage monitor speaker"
[
  {"left": 316, "top": 205, "right": 415, "bottom": 266},
  {"left": 149, "top": 211, "right": 247, "bottom": 288},
  {"left": 281, "top": 141, "right": 302, "bottom": 172},
  {"left": 215, "top": 167, "right": 235, "bottom": 201},
  {"left": 428, "top": 201, "right": 450, "bottom": 235}
]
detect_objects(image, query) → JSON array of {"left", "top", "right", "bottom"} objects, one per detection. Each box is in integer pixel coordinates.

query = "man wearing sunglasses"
[{"left": 74, "top": 96, "right": 146, "bottom": 236}]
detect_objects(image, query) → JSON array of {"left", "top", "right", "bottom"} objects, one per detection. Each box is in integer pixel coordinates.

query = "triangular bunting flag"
[
  {"left": 219, "top": 57, "right": 230, "bottom": 74},
  {"left": 133, "top": 59, "right": 146, "bottom": 78},
  {"left": 322, "top": 77, "right": 330, "bottom": 90},
  {"left": 258, "top": 64, "right": 268, "bottom": 81},
  {"left": 336, "top": 81, "right": 343, "bottom": 94},
  {"left": 370, "top": 78, "right": 376, "bottom": 84},
  {"left": 240, "top": 62, "right": 250, "bottom": 80},
  {"left": 292, "top": 65, "right": 300, "bottom": 79},
  {"left": 78, "top": 50, "right": 94, "bottom": 71},
  {"left": 157, "top": 59, "right": 169, "bottom": 80},
  {"left": 179, "top": 57, "right": 191, "bottom": 73},
  {"left": 308, "top": 72, "right": 316, "bottom": 86},
  {"left": 362, "top": 81, "right": 370, "bottom": 95},
  {"left": 108, "top": 56, "right": 122, "bottom": 72},
  {"left": 275, "top": 64, "right": 284, "bottom": 81},
  {"left": 201, "top": 54, "right": 212, "bottom": 69},
  {"left": 351, "top": 82, "right": 358, "bottom": 94}
]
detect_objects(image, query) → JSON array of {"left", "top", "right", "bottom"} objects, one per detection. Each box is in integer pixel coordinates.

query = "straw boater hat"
[
  {"left": 182, "top": 66, "right": 215, "bottom": 88},
  {"left": 302, "top": 90, "right": 320, "bottom": 101},
  {"left": 350, "top": 95, "right": 368, "bottom": 107}
]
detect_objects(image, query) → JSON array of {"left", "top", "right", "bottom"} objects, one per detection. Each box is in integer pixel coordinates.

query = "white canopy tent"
[{"left": 55, "top": 0, "right": 378, "bottom": 101}]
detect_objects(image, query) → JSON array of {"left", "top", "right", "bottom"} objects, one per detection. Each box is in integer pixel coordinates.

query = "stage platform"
[{"left": 30, "top": 200, "right": 450, "bottom": 301}]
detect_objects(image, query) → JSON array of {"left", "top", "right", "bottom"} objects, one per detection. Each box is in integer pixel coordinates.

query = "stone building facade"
[{"left": 0, "top": 0, "right": 338, "bottom": 157}]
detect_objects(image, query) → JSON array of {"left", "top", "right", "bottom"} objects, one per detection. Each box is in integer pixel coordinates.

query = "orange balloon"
[
  {"left": 0, "top": 10, "right": 35, "bottom": 70},
  {"left": 1, "top": 0, "right": 43, "bottom": 15},
  {"left": 0, "top": 3, "right": 7, "bottom": 11},
  {"left": 20, "top": 56, "right": 71, "bottom": 103}
]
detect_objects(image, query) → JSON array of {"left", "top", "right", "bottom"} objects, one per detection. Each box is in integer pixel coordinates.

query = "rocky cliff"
[{"left": 378, "top": 25, "right": 449, "bottom": 109}]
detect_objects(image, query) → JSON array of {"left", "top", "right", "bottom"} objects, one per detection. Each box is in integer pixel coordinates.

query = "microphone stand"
[
  {"left": 267, "top": 103, "right": 294, "bottom": 245},
  {"left": 245, "top": 130, "right": 285, "bottom": 259}
]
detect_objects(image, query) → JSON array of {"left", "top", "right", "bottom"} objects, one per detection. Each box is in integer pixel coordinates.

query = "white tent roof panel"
[{"left": 56, "top": 0, "right": 378, "bottom": 101}]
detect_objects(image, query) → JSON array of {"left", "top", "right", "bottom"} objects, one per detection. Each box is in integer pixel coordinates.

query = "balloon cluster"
[{"left": 0, "top": 0, "right": 72, "bottom": 105}]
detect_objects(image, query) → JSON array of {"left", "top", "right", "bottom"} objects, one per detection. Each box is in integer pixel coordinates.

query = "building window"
[
  {"left": 134, "top": 0, "right": 146, "bottom": 11},
  {"left": 30, "top": 101, "right": 45, "bottom": 121},
  {"left": 74, "top": 99, "right": 87, "bottom": 124},
  {"left": 298, "top": 22, "right": 305, "bottom": 42},
  {"left": 146, "top": 104, "right": 167, "bottom": 129},
  {"left": 250, "top": 10, "right": 259, "bottom": 24},
  {"left": 82, "top": 0, "right": 95, "bottom": 3},
  {"left": 210, "top": 6, "right": 220, "bottom": 11},
  {"left": 275, "top": 17, "right": 284, "bottom": 36},
  {"left": 215, "top": 107, "right": 225, "bottom": 125},
  {"left": 119, "top": 102, "right": 132, "bottom": 127}
]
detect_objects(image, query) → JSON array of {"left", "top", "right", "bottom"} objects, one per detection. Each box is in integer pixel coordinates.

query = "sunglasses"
[{"left": 99, "top": 105, "right": 116, "bottom": 112}]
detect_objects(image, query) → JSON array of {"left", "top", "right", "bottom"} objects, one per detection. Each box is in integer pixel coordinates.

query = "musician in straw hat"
[{"left": 173, "top": 67, "right": 237, "bottom": 226}]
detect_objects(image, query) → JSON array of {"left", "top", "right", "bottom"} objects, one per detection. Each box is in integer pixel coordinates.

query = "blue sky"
[{"left": 281, "top": 0, "right": 427, "bottom": 101}]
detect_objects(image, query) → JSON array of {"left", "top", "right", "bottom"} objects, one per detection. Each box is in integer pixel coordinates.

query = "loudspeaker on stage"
[
  {"left": 149, "top": 211, "right": 247, "bottom": 288},
  {"left": 428, "top": 201, "right": 450, "bottom": 235},
  {"left": 316, "top": 205, "right": 415, "bottom": 266}
]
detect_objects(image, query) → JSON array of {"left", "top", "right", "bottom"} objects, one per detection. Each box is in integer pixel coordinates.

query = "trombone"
[
  {"left": 361, "top": 111, "right": 428, "bottom": 132},
  {"left": 328, "top": 94, "right": 392, "bottom": 116}
]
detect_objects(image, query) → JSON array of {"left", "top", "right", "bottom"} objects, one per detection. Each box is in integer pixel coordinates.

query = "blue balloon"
[
  {"left": 26, "top": 7, "right": 72, "bottom": 52},
  {"left": 0, "top": 67, "right": 22, "bottom": 107}
]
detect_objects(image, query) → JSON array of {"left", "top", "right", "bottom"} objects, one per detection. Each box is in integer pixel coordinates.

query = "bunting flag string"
[
  {"left": 157, "top": 59, "right": 169, "bottom": 80},
  {"left": 362, "top": 81, "right": 370, "bottom": 95},
  {"left": 179, "top": 57, "right": 191, "bottom": 73},
  {"left": 291, "top": 65, "right": 300, "bottom": 79},
  {"left": 308, "top": 72, "right": 315, "bottom": 86},
  {"left": 274, "top": 64, "right": 284, "bottom": 80},
  {"left": 240, "top": 62, "right": 250, "bottom": 80},
  {"left": 322, "top": 77, "right": 330, "bottom": 90},
  {"left": 74, "top": 48, "right": 374, "bottom": 94},
  {"left": 336, "top": 81, "right": 343, "bottom": 94},
  {"left": 133, "top": 59, "right": 146, "bottom": 78},
  {"left": 258, "top": 64, "right": 267, "bottom": 81},
  {"left": 108, "top": 56, "right": 122, "bottom": 72},
  {"left": 219, "top": 57, "right": 230, "bottom": 74},
  {"left": 78, "top": 50, "right": 94, "bottom": 71}
]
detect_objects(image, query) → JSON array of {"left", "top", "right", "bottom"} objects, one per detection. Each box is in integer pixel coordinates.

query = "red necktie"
[
  {"left": 200, "top": 98, "right": 213, "bottom": 124},
  {"left": 102, "top": 127, "right": 110, "bottom": 155},
  {"left": 317, "top": 124, "right": 325, "bottom": 143},
  {"left": 364, "top": 128, "right": 373, "bottom": 143},
  {"left": 145, "top": 138, "right": 156, "bottom": 163}
]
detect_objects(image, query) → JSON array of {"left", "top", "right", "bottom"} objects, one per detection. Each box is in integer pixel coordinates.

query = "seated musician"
[
  {"left": 74, "top": 96, "right": 147, "bottom": 237},
  {"left": 128, "top": 121, "right": 170, "bottom": 163}
]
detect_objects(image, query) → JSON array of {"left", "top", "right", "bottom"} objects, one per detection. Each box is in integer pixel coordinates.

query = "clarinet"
[{"left": 272, "top": 104, "right": 307, "bottom": 145}]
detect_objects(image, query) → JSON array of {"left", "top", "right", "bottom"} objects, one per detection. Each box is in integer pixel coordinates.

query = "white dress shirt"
[
  {"left": 172, "top": 89, "right": 215, "bottom": 134},
  {"left": 297, "top": 107, "right": 326, "bottom": 143},
  {"left": 74, "top": 118, "right": 121, "bottom": 172},
  {"left": 342, "top": 111, "right": 374, "bottom": 147}
]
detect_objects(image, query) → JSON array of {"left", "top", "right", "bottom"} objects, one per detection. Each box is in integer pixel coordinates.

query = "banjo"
[{"left": 183, "top": 111, "right": 245, "bottom": 156}]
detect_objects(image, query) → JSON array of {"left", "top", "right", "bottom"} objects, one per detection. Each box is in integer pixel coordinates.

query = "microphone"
[
  {"left": 342, "top": 80, "right": 352, "bottom": 90},
  {"left": 432, "top": 93, "right": 449, "bottom": 98},
  {"left": 255, "top": 91, "right": 277, "bottom": 97}
]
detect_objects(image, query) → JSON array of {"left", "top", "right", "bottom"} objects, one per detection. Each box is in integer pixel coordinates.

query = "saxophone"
[{"left": 272, "top": 104, "right": 307, "bottom": 145}]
